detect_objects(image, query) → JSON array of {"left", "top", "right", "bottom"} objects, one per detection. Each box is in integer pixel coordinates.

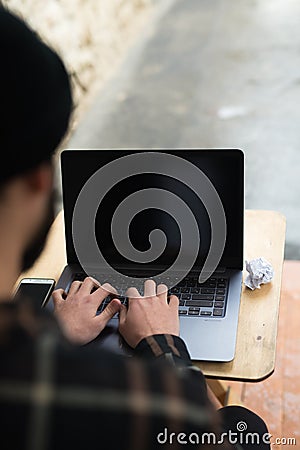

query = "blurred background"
[{"left": 3, "top": 0, "right": 300, "bottom": 259}]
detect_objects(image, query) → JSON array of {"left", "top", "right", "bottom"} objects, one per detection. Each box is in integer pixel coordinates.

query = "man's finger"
[
  {"left": 118, "top": 304, "right": 127, "bottom": 326},
  {"left": 97, "top": 298, "right": 121, "bottom": 326},
  {"left": 52, "top": 288, "right": 65, "bottom": 300},
  {"left": 90, "top": 283, "right": 115, "bottom": 308},
  {"left": 68, "top": 280, "right": 82, "bottom": 295},
  {"left": 98, "top": 281, "right": 118, "bottom": 296},
  {"left": 144, "top": 279, "right": 156, "bottom": 298},
  {"left": 79, "top": 276, "right": 100, "bottom": 295},
  {"left": 157, "top": 283, "right": 168, "bottom": 302},
  {"left": 125, "top": 287, "right": 140, "bottom": 298},
  {"left": 52, "top": 289, "right": 66, "bottom": 309},
  {"left": 168, "top": 294, "right": 179, "bottom": 309},
  {"left": 100, "top": 282, "right": 118, "bottom": 296},
  {"left": 125, "top": 287, "right": 141, "bottom": 309}
]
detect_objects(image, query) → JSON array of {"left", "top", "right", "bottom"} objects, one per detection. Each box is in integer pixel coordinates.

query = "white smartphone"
[{"left": 14, "top": 277, "right": 56, "bottom": 308}]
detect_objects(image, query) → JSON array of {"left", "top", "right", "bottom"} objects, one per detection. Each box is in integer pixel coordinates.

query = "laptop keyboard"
[
  {"left": 170, "top": 276, "right": 228, "bottom": 318},
  {"left": 72, "top": 273, "right": 228, "bottom": 318}
]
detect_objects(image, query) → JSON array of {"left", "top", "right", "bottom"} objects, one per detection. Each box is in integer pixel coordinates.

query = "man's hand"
[
  {"left": 52, "top": 277, "right": 121, "bottom": 345},
  {"left": 118, "top": 279, "right": 179, "bottom": 348}
]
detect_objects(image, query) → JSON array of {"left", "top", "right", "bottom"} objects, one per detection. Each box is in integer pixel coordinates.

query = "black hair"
[{"left": 0, "top": 7, "right": 73, "bottom": 186}]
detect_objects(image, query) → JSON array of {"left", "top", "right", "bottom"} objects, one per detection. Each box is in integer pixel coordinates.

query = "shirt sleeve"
[{"left": 134, "top": 334, "right": 194, "bottom": 368}]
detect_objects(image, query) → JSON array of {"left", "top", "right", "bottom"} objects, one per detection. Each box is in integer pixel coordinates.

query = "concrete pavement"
[{"left": 65, "top": 0, "right": 300, "bottom": 259}]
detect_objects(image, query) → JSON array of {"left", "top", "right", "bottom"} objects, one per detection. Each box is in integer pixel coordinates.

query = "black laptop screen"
[{"left": 61, "top": 149, "right": 244, "bottom": 274}]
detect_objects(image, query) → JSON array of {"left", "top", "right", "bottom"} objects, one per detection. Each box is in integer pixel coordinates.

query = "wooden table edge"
[{"left": 193, "top": 210, "right": 286, "bottom": 381}]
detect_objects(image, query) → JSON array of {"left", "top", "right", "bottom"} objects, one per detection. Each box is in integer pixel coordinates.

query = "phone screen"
[{"left": 15, "top": 280, "right": 55, "bottom": 307}]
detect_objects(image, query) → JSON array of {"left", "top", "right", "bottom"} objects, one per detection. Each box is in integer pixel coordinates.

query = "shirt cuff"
[{"left": 134, "top": 334, "right": 192, "bottom": 366}]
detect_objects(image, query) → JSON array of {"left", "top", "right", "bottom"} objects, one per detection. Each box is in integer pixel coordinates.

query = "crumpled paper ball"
[{"left": 244, "top": 257, "right": 274, "bottom": 290}]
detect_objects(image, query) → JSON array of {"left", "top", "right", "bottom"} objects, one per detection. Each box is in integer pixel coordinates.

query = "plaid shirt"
[{"left": 0, "top": 299, "right": 237, "bottom": 450}]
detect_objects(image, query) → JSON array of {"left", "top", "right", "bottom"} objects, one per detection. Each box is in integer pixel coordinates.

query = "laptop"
[{"left": 48, "top": 148, "right": 244, "bottom": 362}]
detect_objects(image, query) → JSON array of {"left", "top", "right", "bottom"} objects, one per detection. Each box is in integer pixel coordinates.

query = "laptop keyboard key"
[
  {"left": 213, "top": 309, "right": 224, "bottom": 317},
  {"left": 179, "top": 309, "right": 187, "bottom": 315},
  {"left": 201, "top": 288, "right": 215, "bottom": 294},
  {"left": 171, "top": 287, "right": 180, "bottom": 294},
  {"left": 200, "top": 311, "right": 212, "bottom": 316},
  {"left": 186, "top": 300, "right": 213, "bottom": 307},
  {"left": 214, "top": 301, "right": 225, "bottom": 308},
  {"left": 192, "top": 294, "right": 214, "bottom": 301},
  {"left": 216, "top": 289, "right": 226, "bottom": 295},
  {"left": 191, "top": 288, "right": 200, "bottom": 294}
]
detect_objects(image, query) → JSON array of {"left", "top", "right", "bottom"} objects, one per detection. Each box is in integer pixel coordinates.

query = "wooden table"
[{"left": 19, "top": 209, "right": 286, "bottom": 387}]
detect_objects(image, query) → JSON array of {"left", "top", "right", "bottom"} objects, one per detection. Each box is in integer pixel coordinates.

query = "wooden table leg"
[{"left": 206, "top": 378, "right": 244, "bottom": 407}]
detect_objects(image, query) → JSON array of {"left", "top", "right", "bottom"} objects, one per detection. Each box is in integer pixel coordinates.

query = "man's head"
[{"left": 0, "top": 7, "right": 73, "bottom": 282}]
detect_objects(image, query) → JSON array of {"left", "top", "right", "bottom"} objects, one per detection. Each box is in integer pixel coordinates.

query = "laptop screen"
[{"left": 61, "top": 149, "right": 244, "bottom": 274}]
